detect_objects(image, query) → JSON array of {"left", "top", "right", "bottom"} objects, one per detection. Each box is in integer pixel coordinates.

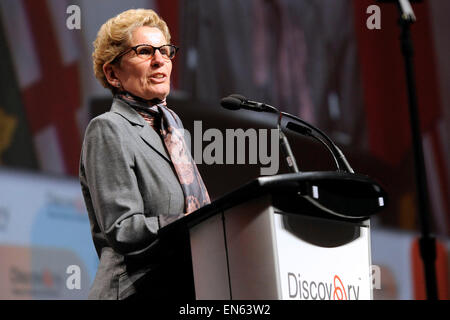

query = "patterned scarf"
[{"left": 115, "top": 91, "right": 211, "bottom": 213}]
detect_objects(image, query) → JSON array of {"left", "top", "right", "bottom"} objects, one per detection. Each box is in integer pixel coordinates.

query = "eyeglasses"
[{"left": 112, "top": 44, "right": 179, "bottom": 63}]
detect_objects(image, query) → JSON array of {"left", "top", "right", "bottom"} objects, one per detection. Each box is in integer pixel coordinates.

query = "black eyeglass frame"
[{"left": 111, "top": 44, "right": 179, "bottom": 64}]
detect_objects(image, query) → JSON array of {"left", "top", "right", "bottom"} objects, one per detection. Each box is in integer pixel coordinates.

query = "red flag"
[
  {"left": 353, "top": 1, "right": 449, "bottom": 233},
  {"left": 1, "top": 0, "right": 82, "bottom": 176},
  {"left": 352, "top": 0, "right": 441, "bottom": 167}
]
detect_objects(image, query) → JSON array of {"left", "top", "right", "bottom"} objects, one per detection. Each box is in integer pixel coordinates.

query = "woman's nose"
[{"left": 151, "top": 49, "right": 165, "bottom": 67}]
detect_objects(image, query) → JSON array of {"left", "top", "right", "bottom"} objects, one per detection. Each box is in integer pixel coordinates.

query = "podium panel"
[
  {"left": 190, "top": 195, "right": 372, "bottom": 300},
  {"left": 273, "top": 213, "right": 372, "bottom": 300}
]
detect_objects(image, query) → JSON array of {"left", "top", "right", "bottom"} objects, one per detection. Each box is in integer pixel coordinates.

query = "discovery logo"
[
  {"left": 287, "top": 273, "right": 361, "bottom": 300},
  {"left": 9, "top": 266, "right": 63, "bottom": 297}
]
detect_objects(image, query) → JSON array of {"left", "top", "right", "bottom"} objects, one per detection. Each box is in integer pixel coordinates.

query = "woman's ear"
[{"left": 103, "top": 63, "right": 122, "bottom": 89}]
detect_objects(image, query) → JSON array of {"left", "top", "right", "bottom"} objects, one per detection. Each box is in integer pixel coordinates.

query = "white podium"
[{"left": 159, "top": 172, "right": 387, "bottom": 300}]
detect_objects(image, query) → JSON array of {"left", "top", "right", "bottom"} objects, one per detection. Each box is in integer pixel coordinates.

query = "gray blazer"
[{"left": 79, "top": 98, "right": 185, "bottom": 300}]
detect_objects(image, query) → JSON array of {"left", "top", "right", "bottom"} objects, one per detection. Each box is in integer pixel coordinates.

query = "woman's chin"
[
  {"left": 144, "top": 86, "right": 170, "bottom": 100},
  {"left": 132, "top": 89, "right": 169, "bottom": 101}
]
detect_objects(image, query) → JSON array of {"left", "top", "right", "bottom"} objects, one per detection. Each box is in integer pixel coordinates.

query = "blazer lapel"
[
  {"left": 138, "top": 123, "right": 171, "bottom": 163},
  {"left": 110, "top": 99, "right": 171, "bottom": 163}
]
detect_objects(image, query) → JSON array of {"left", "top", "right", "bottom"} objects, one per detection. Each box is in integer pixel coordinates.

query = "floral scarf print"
[{"left": 115, "top": 91, "right": 211, "bottom": 213}]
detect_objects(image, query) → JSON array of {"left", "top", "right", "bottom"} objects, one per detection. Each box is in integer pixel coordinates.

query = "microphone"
[
  {"left": 221, "top": 94, "right": 299, "bottom": 173},
  {"left": 220, "top": 94, "right": 354, "bottom": 173},
  {"left": 220, "top": 96, "right": 242, "bottom": 110},
  {"left": 221, "top": 95, "right": 278, "bottom": 113}
]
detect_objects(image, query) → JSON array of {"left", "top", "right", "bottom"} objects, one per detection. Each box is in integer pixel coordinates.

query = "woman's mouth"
[{"left": 149, "top": 73, "right": 167, "bottom": 83}]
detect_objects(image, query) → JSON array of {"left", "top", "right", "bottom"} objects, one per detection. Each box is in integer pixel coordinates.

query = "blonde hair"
[{"left": 92, "top": 9, "right": 171, "bottom": 92}]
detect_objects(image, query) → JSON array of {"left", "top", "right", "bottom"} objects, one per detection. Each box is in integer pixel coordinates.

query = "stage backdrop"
[{"left": 0, "top": 169, "right": 97, "bottom": 299}]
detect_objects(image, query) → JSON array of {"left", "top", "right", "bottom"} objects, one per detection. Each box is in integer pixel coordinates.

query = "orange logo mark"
[{"left": 333, "top": 275, "right": 348, "bottom": 300}]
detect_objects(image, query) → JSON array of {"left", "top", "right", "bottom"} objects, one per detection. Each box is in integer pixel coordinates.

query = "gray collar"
[
  {"left": 110, "top": 98, "right": 171, "bottom": 163},
  {"left": 110, "top": 98, "right": 146, "bottom": 127}
]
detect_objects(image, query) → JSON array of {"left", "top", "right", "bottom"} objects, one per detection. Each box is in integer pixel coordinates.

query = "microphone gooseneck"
[
  {"left": 281, "top": 112, "right": 354, "bottom": 173},
  {"left": 220, "top": 94, "right": 354, "bottom": 174},
  {"left": 221, "top": 94, "right": 300, "bottom": 173}
]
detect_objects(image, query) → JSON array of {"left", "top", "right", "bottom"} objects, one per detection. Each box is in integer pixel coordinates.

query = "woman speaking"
[{"left": 79, "top": 9, "right": 210, "bottom": 300}]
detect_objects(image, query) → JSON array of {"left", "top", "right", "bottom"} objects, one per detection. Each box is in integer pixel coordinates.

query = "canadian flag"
[{"left": 0, "top": 0, "right": 82, "bottom": 176}]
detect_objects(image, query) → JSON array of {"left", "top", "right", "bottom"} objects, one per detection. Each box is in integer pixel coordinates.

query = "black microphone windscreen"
[{"left": 220, "top": 96, "right": 242, "bottom": 110}]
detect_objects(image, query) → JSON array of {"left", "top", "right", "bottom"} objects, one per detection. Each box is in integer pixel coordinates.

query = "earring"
[{"left": 116, "top": 82, "right": 121, "bottom": 88}]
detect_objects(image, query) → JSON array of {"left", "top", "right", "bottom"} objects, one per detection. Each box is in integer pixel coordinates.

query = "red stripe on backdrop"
[
  {"left": 155, "top": 0, "right": 180, "bottom": 89},
  {"left": 429, "top": 127, "right": 450, "bottom": 233},
  {"left": 21, "top": 0, "right": 81, "bottom": 175},
  {"left": 411, "top": 238, "right": 449, "bottom": 299},
  {"left": 352, "top": 1, "right": 442, "bottom": 167}
]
